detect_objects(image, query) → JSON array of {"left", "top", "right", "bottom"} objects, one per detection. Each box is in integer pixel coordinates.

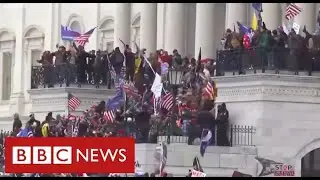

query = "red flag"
[{"left": 243, "top": 34, "right": 251, "bottom": 49}]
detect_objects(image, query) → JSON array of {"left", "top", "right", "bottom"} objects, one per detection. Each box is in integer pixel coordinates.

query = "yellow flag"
[
  {"left": 134, "top": 57, "right": 142, "bottom": 74},
  {"left": 251, "top": 13, "right": 258, "bottom": 31}
]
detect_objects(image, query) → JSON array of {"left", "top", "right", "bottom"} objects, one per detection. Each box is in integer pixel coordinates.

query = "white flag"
[
  {"left": 282, "top": 23, "right": 289, "bottom": 35},
  {"left": 151, "top": 73, "right": 163, "bottom": 98},
  {"left": 292, "top": 23, "right": 300, "bottom": 34}
]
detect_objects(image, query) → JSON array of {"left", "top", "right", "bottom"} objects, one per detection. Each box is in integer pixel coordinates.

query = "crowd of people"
[
  {"left": 19, "top": 20, "right": 306, "bottom": 177},
  {"left": 20, "top": 9, "right": 320, "bottom": 176},
  {"left": 32, "top": 42, "right": 216, "bottom": 89},
  {"left": 1, "top": 38, "right": 232, "bottom": 176},
  {"left": 218, "top": 23, "right": 320, "bottom": 75}
]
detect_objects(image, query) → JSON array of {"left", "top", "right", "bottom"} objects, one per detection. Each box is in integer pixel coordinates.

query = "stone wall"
[
  {"left": 135, "top": 143, "right": 258, "bottom": 177},
  {"left": 213, "top": 74, "right": 320, "bottom": 176},
  {"left": 27, "top": 87, "right": 116, "bottom": 120}
]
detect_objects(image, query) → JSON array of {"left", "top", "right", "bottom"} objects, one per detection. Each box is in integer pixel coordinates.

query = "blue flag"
[
  {"left": 61, "top": 25, "right": 81, "bottom": 41},
  {"left": 106, "top": 88, "right": 124, "bottom": 110},
  {"left": 236, "top": 21, "right": 249, "bottom": 34},
  {"left": 200, "top": 129, "right": 212, "bottom": 157},
  {"left": 252, "top": 3, "right": 263, "bottom": 13},
  {"left": 17, "top": 128, "right": 33, "bottom": 137}
]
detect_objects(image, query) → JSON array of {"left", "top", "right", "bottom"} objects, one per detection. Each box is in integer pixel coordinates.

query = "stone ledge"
[
  {"left": 136, "top": 143, "right": 257, "bottom": 155},
  {"left": 135, "top": 143, "right": 258, "bottom": 171},
  {"left": 212, "top": 74, "right": 320, "bottom": 103},
  {"left": 27, "top": 87, "right": 116, "bottom": 95},
  {"left": 27, "top": 87, "right": 117, "bottom": 118},
  {"left": 157, "top": 135, "right": 188, "bottom": 144},
  {"left": 212, "top": 74, "right": 320, "bottom": 85}
]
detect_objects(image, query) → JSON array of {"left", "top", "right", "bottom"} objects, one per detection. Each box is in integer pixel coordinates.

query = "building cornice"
[
  {"left": 213, "top": 74, "right": 320, "bottom": 86},
  {"left": 213, "top": 74, "right": 320, "bottom": 104},
  {"left": 27, "top": 87, "right": 116, "bottom": 112},
  {"left": 28, "top": 87, "right": 116, "bottom": 96}
]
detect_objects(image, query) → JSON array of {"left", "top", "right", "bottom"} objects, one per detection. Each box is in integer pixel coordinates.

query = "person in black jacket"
[
  {"left": 101, "top": 51, "right": 111, "bottom": 88},
  {"left": 12, "top": 113, "right": 22, "bottom": 136},
  {"left": 110, "top": 47, "right": 124, "bottom": 77},
  {"left": 87, "top": 50, "right": 96, "bottom": 84},
  {"left": 72, "top": 43, "right": 95, "bottom": 87},
  {"left": 196, "top": 105, "right": 215, "bottom": 145},
  {"left": 93, "top": 50, "right": 103, "bottom": 87},
  {"left": 50, "top": 46, "right": 69, "bottom": 86},
  {"left": 26, "top": 113, "right": 41, "bottom": 137},
  {"left": 95, "top": 101, "right": 106, "bottom": 115},
  {"left": 124, "top": 48, "right": 135, "bottom": 82},
  {"left": 135, "top": 105, "right": 151, "bottom": 142},
  {"left": 216, "top": 103, "right": 230, "bottom": 146}
]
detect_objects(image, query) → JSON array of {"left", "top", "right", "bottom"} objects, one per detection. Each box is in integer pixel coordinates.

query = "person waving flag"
[
  {"left": 74, "top": 27, "right": 97, "bottom": 47},
  {"left": 200, "top": 129, "right": 212, "bottom": 157},
  {"left": 237, "top": 21, "right": 254, "bottom": 49}
]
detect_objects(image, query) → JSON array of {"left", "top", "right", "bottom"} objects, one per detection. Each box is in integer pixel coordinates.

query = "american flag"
[
  {"left": 204, "top": 81, "right": 216, "bottom": 100},
  {"left": 160, "top": 92, "right": 174, "bottom": 111},
  {"left": 285, "top": 3, "right": 302, "bottom": 20},
  {"left": 74, "top": 27, "right": 96, "bottom": 46},
  {"left": 104, "top": 110, "right": 115, "bottom": 122},
  {"left": 123, "top": 83, "right": 141, "bottom": 99},
  {"left": 68, "top": 93, "right": 81, "bottom": 111}
]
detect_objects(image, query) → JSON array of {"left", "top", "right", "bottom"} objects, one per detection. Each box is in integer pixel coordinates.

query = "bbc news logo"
[
  {"left": 5, "top": 137, "right": 135, "bottom": 173},
  {"left": 271, "top": 164, "right": 295, "bottom": 176},
  {"left": 12, "top": 147, "right": 127, "bottom": 164}
]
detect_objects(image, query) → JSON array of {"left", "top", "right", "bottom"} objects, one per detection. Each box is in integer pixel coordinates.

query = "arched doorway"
[
  {"left": 301, "top": 148, "right": 320, "bottom": 177},
  {"left": 70, "top": 21, "right": 81, "bottom": 34},
  {"left": 98, "top": 17, "right": 114, "bottom": 52},
  {"left": 0, "top": 28, "right": 15, "bottom": 101}
]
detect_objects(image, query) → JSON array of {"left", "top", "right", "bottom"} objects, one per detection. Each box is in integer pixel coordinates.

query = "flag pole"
[
  {"left": 123, "top": 93, "right": 127, "bottom": 119},
  {"left": 159, "top": 142, "right": 164, "bottom": 177},
  {"left": 66, "top": 93, "right": 70, "bottom": 116}
]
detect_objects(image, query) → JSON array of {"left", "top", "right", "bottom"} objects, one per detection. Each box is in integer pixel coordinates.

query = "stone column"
[
  {"left": 114, "top": 3, "right": 131, "bottom": 53},
  {"left": 140, "top": 3, "right": 157, "bottom": 55},
  {"left": 316, "top": 3, "right": 320, "bottom": 18},
  {"left": 195, "top": 3, "right": 215, "bottom": 59},
  {"left": 10, "top": 5, "right": 26, "bottom": 115},
  {"left": 294, "top": 3, "right": 315, "bottom": 34},
  {"left": 225, "top": 3, "right": 247, "bottom": 30},
  {"left": 164, "top": 3, "right": 185, "bottom": 55},
  {"left": 316, "top": 4, "right": 320, "bottom": 33},
  {"left": 261, "top": 3, "right": 281, "bottom": 30}
]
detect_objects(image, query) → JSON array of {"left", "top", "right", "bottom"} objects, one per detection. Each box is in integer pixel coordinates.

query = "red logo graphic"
[
  {"left": 5, "top": 137, "right": 135, "bottom": 173},
  {"left": 272, "top": 164, "right": 295, "bottom": 176}
]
